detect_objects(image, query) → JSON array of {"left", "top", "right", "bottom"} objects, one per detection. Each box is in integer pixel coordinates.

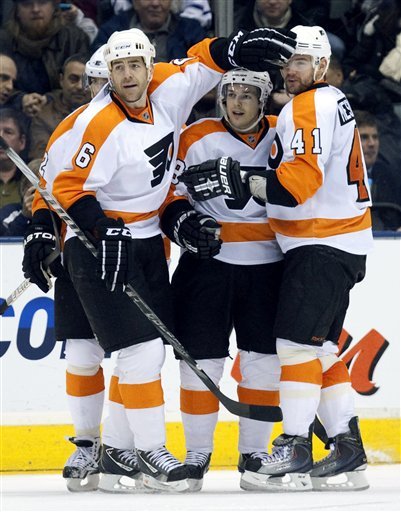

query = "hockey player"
[
  {"left": 178, "top": 26, "right": 372, "bottom": 492},
  {"left": 83, "top": 44, "right": 109, "bottom": 97},
  {"left": 25, "top": 27, "right": 296, "bottom": 492},
  {"left": 160, "top": 68, "right": 283, "bottom": 491}
]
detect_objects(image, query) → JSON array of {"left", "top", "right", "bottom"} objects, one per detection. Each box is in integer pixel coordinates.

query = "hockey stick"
[
  {"left": 0, "top": 278, "right": 32, "bottom": 315},
  {"left": 0, "top": 136, "right": 282, "bottom": 423}
]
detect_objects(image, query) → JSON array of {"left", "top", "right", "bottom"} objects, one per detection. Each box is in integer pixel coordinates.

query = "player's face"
[
  {"left": 89, "top": 77, "right": 108, "bottom": 98},
  {"left": 225, "top": 84, "right": 260, "bottom": 133},
  {"left": 281, "top": 55, "right": 315, "bottom": 95},
  {"left": 110, "top": 57, "right": 151, "bottom": 109}
]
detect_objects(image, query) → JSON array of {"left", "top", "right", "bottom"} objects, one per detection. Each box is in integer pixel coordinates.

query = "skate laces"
[
  {"left": 147, "top": 447, "right": 183, "bottom": 471},
  {"left": 185, "top": 451, "right": 210, "bottom": 467},
  {"left": 117, "top": 449, "right": 139, "bottom": 467},
  {"left": 262, "top": 445, "right": 291, "bottom": 464},
  {"left": 66, "top": 437, "right": 100, "bottom": 469},
  {"left": 249, "top": 451, "right": 270, "bottom": 463}
]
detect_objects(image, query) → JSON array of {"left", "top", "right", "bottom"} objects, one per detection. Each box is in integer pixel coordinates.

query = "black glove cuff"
[
  {"left": 32, "top": 208, "right": 61, "bottom": 233},
  {"left": 160, "top": 199, "right": 194, "bottom": 241},
  {"left": 67, "top": 195, "right": 106, "bottom": 231},
  {"left": 266, "top": 170, "right": 298, "bottom": 207},
  {"left": 210, "top": 37, "right": 236, "bottom": 70}
]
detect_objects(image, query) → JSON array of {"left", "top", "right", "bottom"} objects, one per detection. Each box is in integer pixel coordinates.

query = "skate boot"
[
  {"left": 311, "top": 417, "right": 369, "bottom": 491},
  {"left": 98, "top": 445, "right": 144, "bottom": 493},
  {"left": 238, "top": 452, "right": 270, "bottom": 491},
  {"left": 63, "top": 435, "right": 101, "bottom": 492},
  {"left": 239, "top": 434, "right": 313, "bottom": 492},
  {"left": 184, "top": 451, "right": 211, "bottom": 492},
  {"left": 136, "top": 446, "right": 189, "bottom": 492}
]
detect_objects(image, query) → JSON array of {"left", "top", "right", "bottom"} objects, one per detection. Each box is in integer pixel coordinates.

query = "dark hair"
[
  {"left": 354, "top": 110, "right": 378, "bottom": 130},
  {"left": 0, "top": 107, "right": 30, "bottom": 139},
  {"left": 61, "top": 53, "right": 89, "bottom": 75}
]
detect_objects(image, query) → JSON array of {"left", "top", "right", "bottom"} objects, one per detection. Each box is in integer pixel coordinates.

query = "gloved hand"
[
  {"left": 173, "top": 210, "right": 222, "bottom": 259},
  {"left": 178, "top": 156, "right": 245, "bottom": 201},
  {"left": 227, "top": 28, "right": 296, "bottom": 70},
  {"left": 22, "top": 224, "right": 63, "bottom": 293},
  {"left": 95, "top": 217, "right": 132, "bottom": 293}
]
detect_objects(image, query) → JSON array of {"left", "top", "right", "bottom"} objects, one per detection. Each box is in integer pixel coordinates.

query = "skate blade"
[
  {"left": 143, "top": 474, "right": 189, "bottom": 493},
  {"left": 240, "top": 471, "right": 312, "bottom": 492},
  {"left": 66, "top": 473, "right": 99, "bottom": 492},
  {"left": 188, "top": 478, "right": 204, "bottom": 492},
  {"left": 98, "top": 473, "right": 153, "bottom": 493},
  {"left": 312, "top": 467, "right": 369, "bottom": 491}
]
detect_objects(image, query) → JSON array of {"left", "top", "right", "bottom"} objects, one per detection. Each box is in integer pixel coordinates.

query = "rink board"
[{"left": 1, "top": 237, "right": 400, "bottom": 471}]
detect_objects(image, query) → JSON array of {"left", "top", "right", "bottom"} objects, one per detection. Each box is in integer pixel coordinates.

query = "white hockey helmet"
[
  {"left": 85, "top": 45, "right": 108, "bottom": 79},
  {"left": 218, "top": 68, "right": 273, "bottom": 132},
  {"left": 292, "top": 25, "right": 331, "bottom": 72},
  {"left": 104, "top": 28, "right": 156, "bottom": 70}
]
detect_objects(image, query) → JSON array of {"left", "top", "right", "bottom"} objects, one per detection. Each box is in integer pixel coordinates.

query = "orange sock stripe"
[
  {"left": 109, "top": 375, "right": 123, "bottom": 404},
  {"left": 281, "top": 359, "right": 322, "bottom": 385},
  {"left": 237, "top": 386, "right": 280, "bottom": 406},
  {"left": 322, "top": 360, "right": 351, "bottom": 389},
  {"left": 180, "top": 388, "right": 219, "bottom": 415},
  {"left": 66, "top": 368, "right": 105, "bottom": 397},
  {"left": 119, "top": 379, "right": 164, "bottom": 409}
]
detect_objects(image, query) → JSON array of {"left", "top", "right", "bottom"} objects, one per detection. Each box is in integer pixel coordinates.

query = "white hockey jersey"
[
  {"left": 267, "top": 83, "right": 374, "bottom": 255},
  {"left": 49, "top": 39, "right": 224, "bottom": 241},
  {"left": 174, "top": 116, "right": 283, "bottom": 265}
]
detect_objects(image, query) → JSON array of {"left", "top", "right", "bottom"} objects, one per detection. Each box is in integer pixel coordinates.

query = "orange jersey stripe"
[
  {"left": 321, "top": 360, "right": 351, "bottom": 389},
  {"left": 119, "top": 379, "right": 164, "bottom": 409},
  {"left": 277, "top": 89, "right": 322, "bottom": 204},
  {"left": 109, "top": 375, "right": 123, "bottom": 404},
  {"left": 66, "top": 368, "right": 105, "bottom": 397},
  {"left": 180, "top": 388, "right": 219, "bottom": 414},
  {"left": 237, "top": 386, "right": 280, "bottom": 406},
  {"left": 177, "top": 119, "right": 227, "bottom": 161},
  {"left": 220, "top": 221, "right": 275, "bottom": 243},
  {"left": 52, "top": 102, "right": 126, "bottom": 210},
  {"left": 281, "top": 360, "right": 322, "bottom": 385},
  {"left": 269, "top": 209, "right": 371, "bottom": 238}
]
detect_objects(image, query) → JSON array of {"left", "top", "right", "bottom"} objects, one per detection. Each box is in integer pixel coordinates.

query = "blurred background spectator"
[
  {"left": 28, "top": 53, "right": 90, "bottom": 160},
  {"left": 354, "top": 110, "right": 401, "bottom": 231},
  {"left": 92, "top": 0, "right": 206, "bottom": 62},
  {"left": 0, "top": 107, "right": 34, "bottom": 235},
  {"left": 0, "top": 52, "right": 47, "bottom": 117},
  {"left": 0, "top": 0, "right": 89, "bottom": 95}
]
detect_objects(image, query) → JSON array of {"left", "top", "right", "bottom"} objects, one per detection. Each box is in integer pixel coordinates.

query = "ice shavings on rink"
[{"left": 1, "top": 465, "right": 400, "bottom": 512}]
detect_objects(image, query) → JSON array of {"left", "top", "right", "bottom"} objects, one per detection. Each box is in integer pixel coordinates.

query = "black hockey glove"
[
  {"left": 22, "top": 224, "right": 63, "bottom": 293},
  {"left": 95, "top": 217, "right": 132, "bottom": 293},
  {"left": 178, "top": 157, "right": 245, "bottom": 202},
  {"left": 227, "top": 28, "right": 296, "bottom": 70},
  {"left": 174, "top": 210, "right": 222, "bottom": 259}
]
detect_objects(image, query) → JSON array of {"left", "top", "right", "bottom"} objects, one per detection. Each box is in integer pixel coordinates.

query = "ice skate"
[
  {"left": 63, "top": 435, "right": 101, "bottom": 492},
  {"left": 239, "top": 434, "right": 313, "bottom": 492},
  {"left": 311, "top": 417, "right": 369, "bottom": 491},
  {"left": 184, "top": 451, "right": 211, "bottom": 492},
  {"left": 136, "top": 446, "right": 189, "bottom": 492},
  {"left": 98, "top": 445, "right": 144, "bottom": 493},
  {"left": 238, "top": 452, "right": 270, "bottom": 491}
]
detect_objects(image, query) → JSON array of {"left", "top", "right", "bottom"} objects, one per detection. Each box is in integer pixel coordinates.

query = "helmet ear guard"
[{"left": 218, "top": 68, "right": 273, "bottom": 132}]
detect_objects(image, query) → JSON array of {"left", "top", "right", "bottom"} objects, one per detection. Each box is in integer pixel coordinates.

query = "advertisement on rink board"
[{"left": 1, "top": 238, "right": 400, "bottom": 423}]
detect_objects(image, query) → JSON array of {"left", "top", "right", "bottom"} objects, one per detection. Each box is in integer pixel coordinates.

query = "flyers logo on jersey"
[
  {"left": 145, "top": 132, "right": 174, "bottom": 187},
  {"left": 338, "top": 98, "right": 354, "bottom": 126}
]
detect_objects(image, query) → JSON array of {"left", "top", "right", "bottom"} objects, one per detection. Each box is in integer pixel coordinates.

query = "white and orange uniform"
[
  {"left": 174, "top": 116, "right": 282, "bottom": 265},
  {"left": 266, "top": 83, "right": 373, "bottom": 255},
  {"left": 172, "top": 116, "right": 283, "bottom": 457},
  {"left": 48, "top": 39, "right": 226, "bottom": 454},
  {"left": 265, "top": 82, "right": 373, "bottom": 439}
]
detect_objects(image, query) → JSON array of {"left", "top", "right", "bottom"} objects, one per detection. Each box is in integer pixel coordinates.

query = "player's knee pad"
[
  {"left": 117, "top": 338, "right": 165, "bottom": 382},
  {"left": 180, "top": 358, "right": 225, "bottom": 390},
  {"left": 239, "top": 351, "right": 280, "bottom": 390},
  {"left": 276, "top": 338, "right": 317, "bottom": 366},
  {"left": 65, "top": 338, "right": 104, "bottom": 376},
  {"left": 316, "top": 340, "right": 340, "bottom": 372}
]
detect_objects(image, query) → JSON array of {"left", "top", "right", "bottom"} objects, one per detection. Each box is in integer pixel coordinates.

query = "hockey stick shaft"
[
  {"left": 0, "top": 279, "right": 31, "bottom": 315},
  {"left": 0, "top": 136, "right": 282, "bottom": 422}
]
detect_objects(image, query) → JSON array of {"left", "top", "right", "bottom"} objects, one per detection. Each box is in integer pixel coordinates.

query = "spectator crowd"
[{"left": 1, "top": 0, "right": 401, "bottom": 235}]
